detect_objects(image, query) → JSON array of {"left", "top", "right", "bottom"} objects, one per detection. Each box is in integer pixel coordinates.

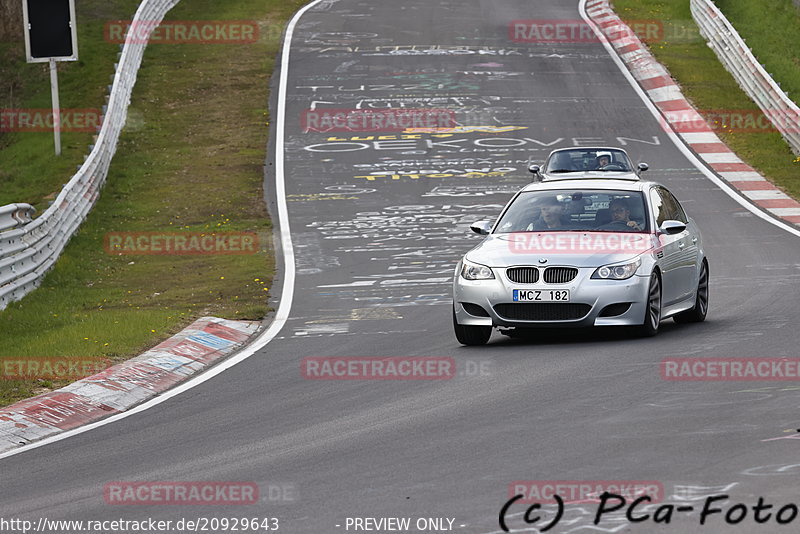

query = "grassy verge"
[
  {"left": 611, "top": 0, "right": 800, "bottom": 199},
  {"left": 0, "top": 0, "right": 304, "bottom": 406},
  {"left": 715, "top": 0, "right": 800, "bottom": 104}
]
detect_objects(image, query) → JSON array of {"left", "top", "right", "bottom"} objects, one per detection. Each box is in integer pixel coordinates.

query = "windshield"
[
  {"left": 545, "top": 148, "right": 633, "bottom": 173},
  {"left": 494, "top": 190, "right": 649, "bottom": 233}
]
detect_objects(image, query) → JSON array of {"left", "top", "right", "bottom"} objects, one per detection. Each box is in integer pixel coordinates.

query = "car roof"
[{"left": 519, "top": 178, "right": 658, "bottom": 193}]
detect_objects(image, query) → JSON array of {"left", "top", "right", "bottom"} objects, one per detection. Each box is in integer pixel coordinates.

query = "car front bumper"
[{"left": 453, "top": 265, "right": 650, "bottom": 329}]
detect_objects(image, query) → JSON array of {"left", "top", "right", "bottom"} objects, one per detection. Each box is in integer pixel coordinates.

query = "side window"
[
  {"left": 649, "top": 189, "right": 667, "bottom": 226},
  {"left": 656, "top": 187, "right": 683, "bottom": 223},
  {"left": 667, "top": 191, "right": 688, "bottom": 223}
]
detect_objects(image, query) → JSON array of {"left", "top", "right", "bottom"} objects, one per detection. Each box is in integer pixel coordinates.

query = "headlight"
[
  {"left": 591, "top": 258, "right": 641, "bottom": 280},
  {"left": 461, "top": 259, "right": 495, "bottom": 280}
]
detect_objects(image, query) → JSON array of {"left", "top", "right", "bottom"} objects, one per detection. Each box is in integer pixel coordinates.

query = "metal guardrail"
[
  {"left": 0, "top": 204, "right": 35, "bottom": 233},
  {"left": 691, "top": 0, "right": 800, "bottom": 155},
  {"left": 0, "top": 0, "right": 180, "bottom": 310}
]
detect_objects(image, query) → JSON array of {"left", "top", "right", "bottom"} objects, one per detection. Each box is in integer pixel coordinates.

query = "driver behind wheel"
[
  {"left": 595, "top": 152, "right": 611, "bottom": 169},
  {"left": 599, "top": 198, "right": 642, "bottom": 231},
  {"left": 527, "top": 196, "right": 576, "bottom": 231}
]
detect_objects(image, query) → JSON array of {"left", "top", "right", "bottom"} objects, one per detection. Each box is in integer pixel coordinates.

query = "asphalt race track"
[{"left": 3, "top": 0, "right": 800, "bottom": 533}]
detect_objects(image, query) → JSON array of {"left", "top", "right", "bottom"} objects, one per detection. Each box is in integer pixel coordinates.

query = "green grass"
[
  {"left": 611, "top": 0, "right": 800, "bottom": 199},
  {"left": 716, "top": 0, "right": 800, "bottom": 105},
  {"left": 0, "top": 0, "right": 305, "bottom": 406}
]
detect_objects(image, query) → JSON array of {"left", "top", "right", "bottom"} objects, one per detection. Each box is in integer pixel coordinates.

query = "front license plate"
[{"left": 513, "top": 289, "right": 570, "bottom": 302}]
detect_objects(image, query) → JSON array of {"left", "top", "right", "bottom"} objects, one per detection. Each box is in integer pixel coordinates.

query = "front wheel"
[
  {"left": 674, "top": 260, "right": 709, "bottom": 324},
  {"left": 453, "top": 307, "right": 492, "bottom": 346},
  {"left": 635, "top": 272, "right": 661, "bottom": 337}
]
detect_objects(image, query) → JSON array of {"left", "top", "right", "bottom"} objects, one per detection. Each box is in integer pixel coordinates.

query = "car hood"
[{"left": 465, "top": 232, "right": 658, "bottom": 268}]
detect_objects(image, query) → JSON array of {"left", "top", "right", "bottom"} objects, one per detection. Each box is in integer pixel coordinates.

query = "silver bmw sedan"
[{"left": 452, "top": 177, "right": 708, "bottom": 345}]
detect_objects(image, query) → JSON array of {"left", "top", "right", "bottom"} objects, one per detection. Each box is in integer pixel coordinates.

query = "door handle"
[
  {"left": 691, "top": 236, "right": 698, "bottom": 244},
  {"left": 678, "top": 242, "right": 685, "bottom": 249}
]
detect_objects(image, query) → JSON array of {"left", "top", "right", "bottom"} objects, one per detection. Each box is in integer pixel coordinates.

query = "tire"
[
  {"left": 674, "top": 260, "right": 709, "bottom": 324},
  {"left": 636, "top": 272, "right": 662, "bottom": 337},
  {"left": 453, "top": 307, "right": 492, "bottom": 346}
]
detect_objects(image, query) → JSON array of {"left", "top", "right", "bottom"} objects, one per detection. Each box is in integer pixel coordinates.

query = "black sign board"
[{"left": 22, "top": 0, "right": 78, "bottom": 62}]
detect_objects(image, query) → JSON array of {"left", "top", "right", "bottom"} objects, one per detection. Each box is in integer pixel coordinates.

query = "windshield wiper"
[{"left": 549, "top": 169, "right": 580, "bottom": 173}]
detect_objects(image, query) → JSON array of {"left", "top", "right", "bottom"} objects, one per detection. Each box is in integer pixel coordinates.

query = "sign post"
[
  {"left": 49, "top": 58, "right": 61, "bottom": 155},
  {"left": 21, "top": 0, "right": 79, "bottom": 156}
]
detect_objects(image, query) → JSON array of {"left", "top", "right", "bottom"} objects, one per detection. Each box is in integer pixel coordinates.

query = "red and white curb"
[
  {"left": 585, "top": 0, "right": 800, "bottom": 226},
  {"left": 0, "top": 317, "right": 259, "bottom": 453}
]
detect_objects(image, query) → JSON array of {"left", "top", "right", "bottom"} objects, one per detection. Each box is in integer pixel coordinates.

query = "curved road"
[{"left": 3, "top": 0, "right": 800, "bottom": 533}]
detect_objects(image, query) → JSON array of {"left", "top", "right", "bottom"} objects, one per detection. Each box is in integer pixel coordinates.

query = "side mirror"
[
  {"left": 470, "top": 220, "right": 492, "bottom": 235},
  {"left": 659, "top": 220, "right": 686, "bottom": 235},
  {"left": 637, "top": 162, "right": 649, "bottom": 172},
  {"left": 528, "top": 164, "right": 541, "bottom": 182}
]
